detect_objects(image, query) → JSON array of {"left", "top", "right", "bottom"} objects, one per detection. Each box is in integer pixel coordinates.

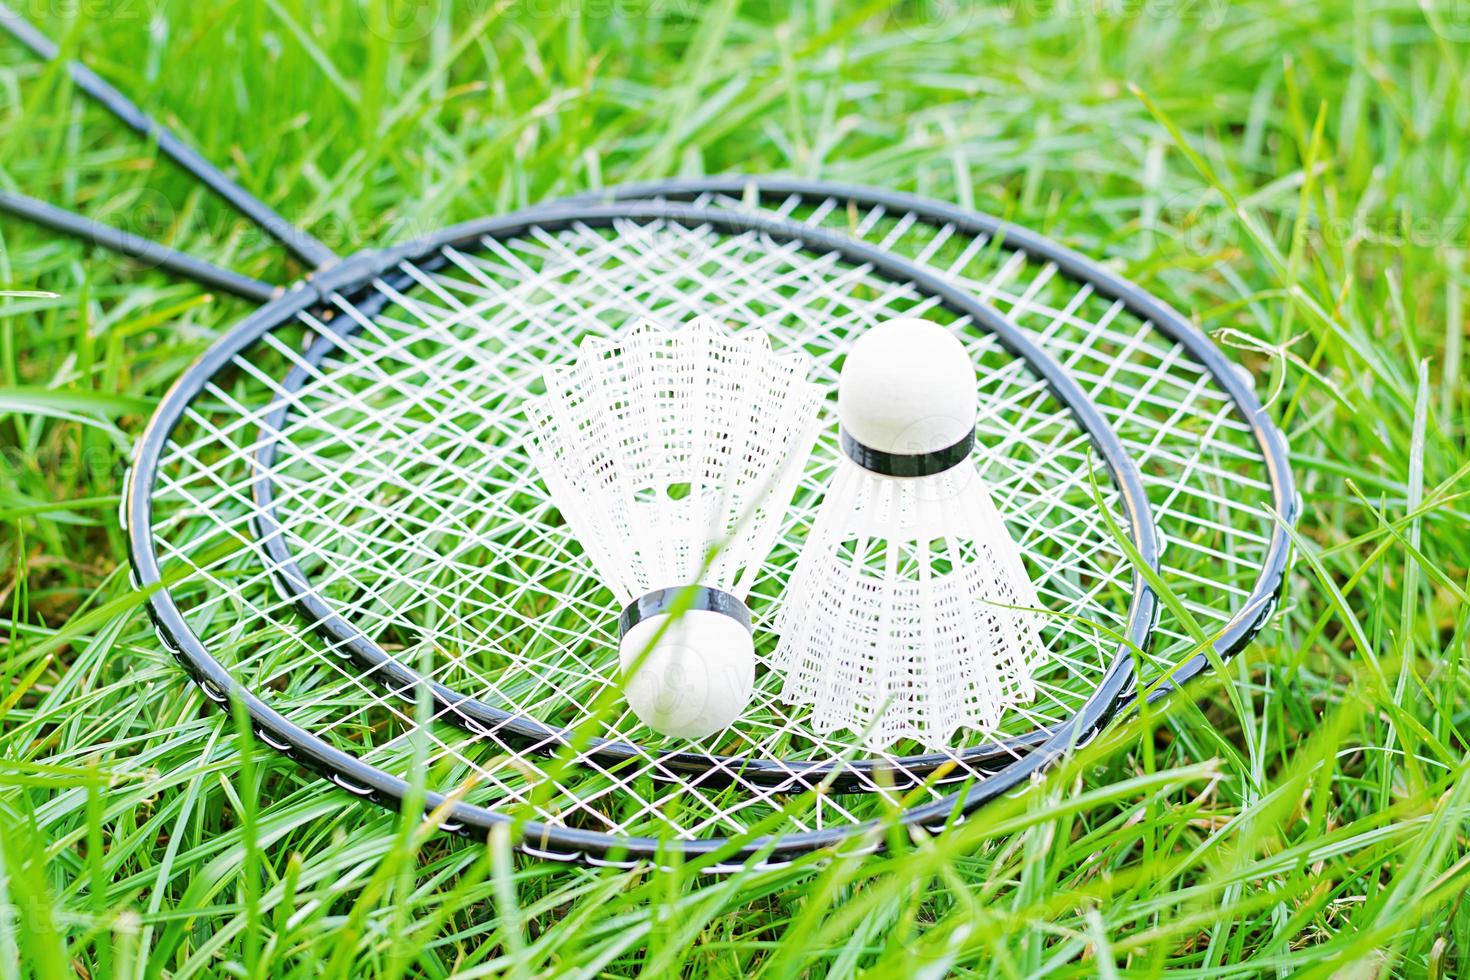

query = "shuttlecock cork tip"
[
  {"left": 619, "top": 605, "right": 755, "bottom": 740},
  {"left": 838, "top": 317, "right": 976, "bottom": 460}
]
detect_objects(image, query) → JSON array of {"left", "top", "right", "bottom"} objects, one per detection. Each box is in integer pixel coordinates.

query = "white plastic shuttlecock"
[
  {"left": 525, "top": 318, "right": 823, "bottom": 739},
  {"left": 775, "top": 317, "right": 1046, "bottom": 748}
]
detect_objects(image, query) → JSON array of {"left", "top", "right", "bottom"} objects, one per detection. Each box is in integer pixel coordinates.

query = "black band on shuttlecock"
[
  {"left": 839, "top": 427, "right": 975, "bottom": 477},
  {"left": 617, "top": 586, "right": 753, "bottom": 638}
]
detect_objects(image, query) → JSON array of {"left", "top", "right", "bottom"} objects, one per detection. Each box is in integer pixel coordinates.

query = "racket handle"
[
  {"left": 0, "top": 4, "right": 336, "bottom": 272},
  {"left": 0, "top": 191, "right": 279, "bottom": 303}
]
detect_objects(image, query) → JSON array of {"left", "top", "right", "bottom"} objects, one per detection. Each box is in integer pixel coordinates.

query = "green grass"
[{"left": 2, "top": 0, "right": 1468, "bottom": 975}]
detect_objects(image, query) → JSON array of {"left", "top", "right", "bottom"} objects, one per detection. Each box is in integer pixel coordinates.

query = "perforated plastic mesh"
[
  {"left": 142, "top": 215, "right": 1139, "bottom": 851},
  {"left": 648, "top": 188, "right": 1284, "bottom": 687},
  {"left": 524, "top": 317, "right": 823, "bottom": 605},
  {"left": 778, "top": 459, "right": 1046, "bottom": 747}
]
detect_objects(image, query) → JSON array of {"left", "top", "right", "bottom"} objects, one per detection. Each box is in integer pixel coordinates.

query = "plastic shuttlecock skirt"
[
  {"left": 526, "top": 318, "right": 822, "bottom": 605},
  {"left": 525, "top": 317, "right": 823, "bottom": 738},
  {"left": 775, "top": 458, "right": 1046, "bottom": 748}
]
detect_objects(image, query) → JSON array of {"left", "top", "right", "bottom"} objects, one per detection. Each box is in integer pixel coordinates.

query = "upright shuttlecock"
[
  {"left": 775, "top": 317, "right": 1046, "bottom": 748},
  {"left": 525, "top": 318, "right": 824, "bottom": 739}
]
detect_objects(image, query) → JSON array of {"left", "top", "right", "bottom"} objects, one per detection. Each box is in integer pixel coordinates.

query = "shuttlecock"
[
  {"left": 525, "top": 318, "right": 824, "bottom": 739},
  {"left": 775, "top": 317, "right": 1046, "bottom": 748}
]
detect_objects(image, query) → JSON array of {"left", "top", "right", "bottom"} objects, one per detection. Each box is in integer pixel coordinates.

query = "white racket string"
[
  {"left": 146, "top": 218, "right": 1137, "bottom": 842},
  {"left": 675, "top": 189, "right": 1280, "bottom": 671}
]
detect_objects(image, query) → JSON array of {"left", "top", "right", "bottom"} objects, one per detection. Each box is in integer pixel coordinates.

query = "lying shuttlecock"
[
  {"left": 775, "top": 317, "right": 1046, "bottom": 748},
  {"left": 525, "top": 318, "right": 824, "bottom": 739}
]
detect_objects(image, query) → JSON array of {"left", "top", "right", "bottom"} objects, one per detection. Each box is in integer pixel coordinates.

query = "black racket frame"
[{"left": 0, "top": 8, "right": 1299, "bottom": 867}]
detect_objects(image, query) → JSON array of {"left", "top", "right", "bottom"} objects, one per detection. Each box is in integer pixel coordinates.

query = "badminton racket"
[
  {"left": 573, "top": 179, "right": 1298, "bottom": 709},
  {"left": 0, "top": 10, "right": 1169, "bottom": 867}
]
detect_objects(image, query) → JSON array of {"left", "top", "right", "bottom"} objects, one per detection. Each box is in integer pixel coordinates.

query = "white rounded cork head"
[{"left": 838, "top": 317, "right": 977, "bottom": 456}]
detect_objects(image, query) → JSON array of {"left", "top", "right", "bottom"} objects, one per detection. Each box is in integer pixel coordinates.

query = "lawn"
[{"left": 2, "top": 0, "right": 1468, "bottom": 976}]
